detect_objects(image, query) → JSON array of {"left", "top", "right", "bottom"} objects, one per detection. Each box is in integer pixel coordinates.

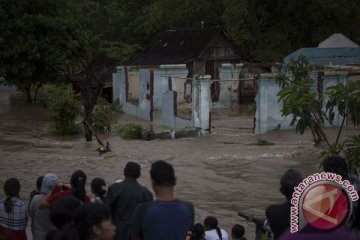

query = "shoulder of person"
[{"left": 178, "top": 199, "right": 194, "bottom": 207}]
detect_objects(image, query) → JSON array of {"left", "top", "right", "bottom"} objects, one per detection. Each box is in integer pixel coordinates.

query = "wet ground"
[{"left": 0, "top": 87, "right": 359, "bottom": 239}]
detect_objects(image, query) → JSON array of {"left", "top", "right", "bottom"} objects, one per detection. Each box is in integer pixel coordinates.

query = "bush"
[
  {"left": 45, "top": 84, "right": 81, "bottom": 135},
  {"left": 343, "top": 135, "right": 360, "bottom": 170},
  {"left": 53, "top": 122, "right": 81, "bottom": 135},
  {"left": 111, "top": 99, "right": 122, "bottom": 113},
  {"left": 116, "top": 123, "right": 142, "bottom": 140},
  {"left": 92, "top": 97, "right": 118, "bottom": 131}
]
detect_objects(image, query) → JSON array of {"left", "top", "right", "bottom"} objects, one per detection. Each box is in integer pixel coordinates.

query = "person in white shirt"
[{"left": 204, "top": 216, "right": 229, "bottom": 240}]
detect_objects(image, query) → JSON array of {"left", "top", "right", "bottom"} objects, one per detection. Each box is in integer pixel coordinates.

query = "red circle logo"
[{"left": 301, "top": 183, "right": 350, "bottom": 230}]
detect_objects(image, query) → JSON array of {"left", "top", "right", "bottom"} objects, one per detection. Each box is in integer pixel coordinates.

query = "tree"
[
  {"left": 62, "top": 1, "right": 120, "bottom": 141},
  {"left": 140, "top": 0, "right": 224, "bottom": 45},
  {"left": 0, "top": 0, "right": 78, "bottom": 103},
  {"left": 277, "top": 56, "right": 360, "bottom": 168},
  {"left": 222, "top": 0, "right": 360, "bottom": 61},
  {"left": 46, "top": 84, "right": 81, "bottom": 135},
  {"left": 276, "top": 56, "right": 329, "bottom": 145}
]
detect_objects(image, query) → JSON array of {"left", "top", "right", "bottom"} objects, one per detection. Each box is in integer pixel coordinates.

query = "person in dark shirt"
[
  {"left": 131, "top": 160, "right": 194, "bottom": 240},
  {"left": 265, "top": 169, "right": 304, "bottom": 240},
  {"left": 105, "top": 162, "right": 153, "bottom": 240}
]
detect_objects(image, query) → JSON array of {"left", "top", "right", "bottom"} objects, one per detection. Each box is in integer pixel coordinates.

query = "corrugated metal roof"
[
  {"left": 284, "top": 48, "right": 360, "bottom": 66},
  {"left": 124, "top": 28, "right": 241, "bottom": 65}
]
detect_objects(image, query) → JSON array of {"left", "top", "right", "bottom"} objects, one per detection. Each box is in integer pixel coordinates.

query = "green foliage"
[
  {"left": 277, "top": 57, "right": 360, "bottom": 169},
  {"left": 116, "top": 123, "right": 143, "bottom": 140},
  {"left": 276, "top": 56, "right": 328, "bottom": 145},
  {"left": 0, "top": 0, "right": 78, "bottom": 103},
  {"left": 92, "top": 98, "right": 117, "bottom": 131},
  {"left": 141, "top": 0, "right": 223, "bottom": 39},
  {"left": 222, "top": 0, "right": 360, "bottom": 61},
  {"left": 46, "top": 85, "right": 81, "bottom": 135},
  {"left": 326, "top": 80, "right": 360, "bottom": 127},
  {"left": 110, "top": 99, "right": 123, "bottom": 113},
  {"left": 320, "top": 143, "right": 343, "bottom": 159},
  {"left": 127, "top": 93, "right": 139, "bottom": 105},
  {"left": 243, "top": 103, "right": 256, "bottom": 116},
  {"left": 343, "top": 135, "right": 360, "bottom": 170}
]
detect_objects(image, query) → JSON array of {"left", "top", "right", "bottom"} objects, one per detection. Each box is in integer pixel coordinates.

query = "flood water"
[{"left": 0, "top": 87, "right": 358, "bottom": 239}]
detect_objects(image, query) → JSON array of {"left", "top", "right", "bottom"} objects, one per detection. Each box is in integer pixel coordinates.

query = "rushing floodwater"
[{"left": 1, "top": 86, "right": 358, "bottom": 239}]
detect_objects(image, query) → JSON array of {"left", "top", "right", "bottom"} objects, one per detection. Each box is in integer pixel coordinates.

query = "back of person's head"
[
  {"left": 322, "top": 155, "right": 348, "bottom": 180},
  {"left": 191, "top": 223, "right": 205, "bottom": 240},
  {"left": 280, "top": 169, "right": 304, "bottom": 200},
  {"left": 3, "top": 178, "right": 20, "bottom": 213},
  {"left": 41, "top": 173, "right": 59, "bottom": 195},
  {"left": 204, "top": 216, "right": 218, "bottom": 229},
  {"left": 91, "top": 177, "right": 106, "bottom": 200},
  {"left": 70, "top": 170, "right": 87, "bottom": 202},
  {"left": 30, "top": 176, "right": 44, "bottom": 202},
  {"left": 73, "top": 203, "right": 113, "bottom": 240},
  {"left": 50, "top": 196, "right": 82, "bottom": 230},
  {"left": 124, "top": 162, "right": 141, "bottom": 179},
  {"left": 204, "top": 216, "right": 222, "bottom": 239},
  {"left": 36, "top": 176, "right": 44, "bottom": 192},
  {"left": 231, "top": 224, "right": 245, "bottom": 239},
  {"left": 150, "top": 160, "right": 176, "bottom": 186}
]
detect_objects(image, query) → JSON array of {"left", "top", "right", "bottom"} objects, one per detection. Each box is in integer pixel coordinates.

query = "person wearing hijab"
[{"left": 29, "top": 173, "right": 59, "bottom": 240}]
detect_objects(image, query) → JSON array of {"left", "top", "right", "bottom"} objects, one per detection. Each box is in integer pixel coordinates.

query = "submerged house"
[
  {"left": 120, "top": 27, "right": 245, "bottom": 107},
  {"left": 126, "top": 27, "right": 243, "bottom": 80},
  {"left": 255, "top": 33, "right": 360, "bottom": 134}
]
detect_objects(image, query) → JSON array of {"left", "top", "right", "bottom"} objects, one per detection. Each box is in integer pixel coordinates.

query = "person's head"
[
  {"left": 3, "top": 178, "right": 20, "bottom": 213},
  {"left": 231, "top": 224, "right": 245, "bottom": 240},
  {"left": 203, "top": 216, "right": 218, "bottom": 230},
  {"left": 124, "top": 162, "right": 141, "bottom": 179},
  {"left": 191, "top": 223, "right": 205, "bottom": 240},
  {"left": 91, "top": 178, "right": 106, "bottom": 199},
  {"left": 4, "top": 177, "right": 20, "bottom": 198},
  {"left": 70, "top": 170, "right": 87, "bottom": 202},
  {"left": 150, "top": 160, "right": 176, "bottom": 187},
  {"left": 50, "top": 196, "right": 82, "bottom": 229},
  {"left": 74, "top": 203, "right": 115, "bottom": 240},
  {"left": 204, "top": 216, "right": 222, "bottom": 239},
  {"left": 280, "top": 169, "right": 304, "bottom": 200},
  {"left": 41, "top": 173, "right": 58, "bottom": 195},
  {"left": 36, "top": 176, "right": 44, "bottom": 192},
  {"left": 322, "top": 155, "right": 348, "bottom": 180}
]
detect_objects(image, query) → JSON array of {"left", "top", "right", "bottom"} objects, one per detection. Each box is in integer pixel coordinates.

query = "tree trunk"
[
  {"left": 84, "top": 112, "right": 93, "bottom": 141},
  {"left": 25, "top": 88, "right": 33, "bottom": 104},
  {"left": 33, "top": 84, "right": 41, "bottom": 104},
  {"left": 82, "top": 75, "right": 102, "bottom": 141}
]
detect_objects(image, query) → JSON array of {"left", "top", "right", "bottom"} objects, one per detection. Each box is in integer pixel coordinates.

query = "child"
[
  {"left": 231, "top": 224, "right": 247, "bottom": 240},
  {"left": 91, "top": 177, "right": 107, "bottom": 203}
]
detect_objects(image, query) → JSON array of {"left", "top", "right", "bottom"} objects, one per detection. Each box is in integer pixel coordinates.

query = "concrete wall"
[
  {"left": 162, "top": 91, "right": 192, "bottom": 129},
  {"left": 153, "top": 65, "right": 188, "bottom": 109},
  {"left": 217, "top": 64, "right": 243, "bottom": 107},
  {"left": 255, "top": 70, "right": 348, "bottom": 134},
  {"left": 255, "top": 74, "right": 291, "bottom": 134},
  {"left": 127, "top": 69, "right": 140, "bottom": 100},
  {"left": 113, "top": 67, "right": 152, "bottom": 120}
]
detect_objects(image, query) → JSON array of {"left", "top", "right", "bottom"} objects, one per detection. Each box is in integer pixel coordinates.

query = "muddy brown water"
[{"left": 0, "top": 87, "right": 359, "bottom": 239}]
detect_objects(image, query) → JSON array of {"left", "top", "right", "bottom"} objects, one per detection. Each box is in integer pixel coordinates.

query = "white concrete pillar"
[{"left": 192, "top": 75, "right": 212, "bottom": 135}]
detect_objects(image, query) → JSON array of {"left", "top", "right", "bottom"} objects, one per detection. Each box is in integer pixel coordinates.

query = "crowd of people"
[{"left": 0, "top": 156, "right": 359, "bottom": 240}]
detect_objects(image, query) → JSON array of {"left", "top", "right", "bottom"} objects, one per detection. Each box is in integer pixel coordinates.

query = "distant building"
[
  {"left": 256, "top": 33, "right": 360, "bottom": 134},
  {"left": 125, "top": 27, "right": 243, "bottom": 79}
]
